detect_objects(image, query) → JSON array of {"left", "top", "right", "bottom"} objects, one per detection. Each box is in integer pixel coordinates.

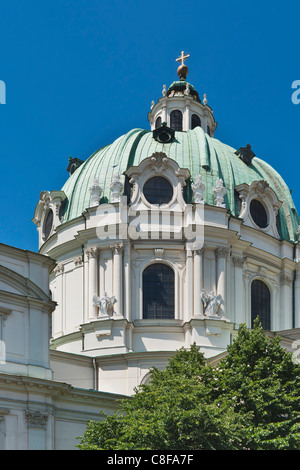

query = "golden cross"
[{"left": 176, "top": 51, "right": 190, "bottom": 65}]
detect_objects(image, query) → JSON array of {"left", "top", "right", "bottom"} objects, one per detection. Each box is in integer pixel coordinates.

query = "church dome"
[
  {"left": 32, "top": 53, "right": 300, "bottom": 397},
  {"left": 60, "top": 125, "right": 299, "bottom": 243}
]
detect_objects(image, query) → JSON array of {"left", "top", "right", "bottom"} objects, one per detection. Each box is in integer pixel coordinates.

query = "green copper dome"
[
  {"left": 167, "top": 79, "right": 200, "bottom": 101},
  {"left": 60, "top": 126, "right": 299, "bottom": 242}
]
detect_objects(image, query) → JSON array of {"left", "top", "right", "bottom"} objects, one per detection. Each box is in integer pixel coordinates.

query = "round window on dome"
[
  {"left": 143, "top": 177, "right": 173, "bottom": 205},
  {"left": 43, "top": 209, "right": 54, "bottom": 240},
  {"left": 250, "top": 199, "right": 268, "bottom": 228}
]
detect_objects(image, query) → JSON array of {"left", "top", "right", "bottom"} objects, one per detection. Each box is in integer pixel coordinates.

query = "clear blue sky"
[{"left": 0, "top": 0, "right": 300, "bottom": 252}]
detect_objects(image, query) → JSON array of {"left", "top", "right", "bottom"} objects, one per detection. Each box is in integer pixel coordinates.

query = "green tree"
[
  {"left": 77, "top": 344, "right": 250, "bottom": 450},
  {"left": 77, "top": 320, "right": 300, "bottom": 450},
  {"left": 216, "top": 318, "right": 300, "bottom": 450}
]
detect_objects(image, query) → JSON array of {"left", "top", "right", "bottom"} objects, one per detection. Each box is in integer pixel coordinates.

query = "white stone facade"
[
  {"left": 32, "top": 153, "right": 300, "bottom": 398},
  {"left": 0, "top": 244, "right": 123, "bottom": 450}
]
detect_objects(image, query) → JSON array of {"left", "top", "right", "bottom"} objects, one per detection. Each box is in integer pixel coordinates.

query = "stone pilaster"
[
  {"left": 232, "top": 255, "right": 244, "bottom": 325},
  {"left": 295, "top": 262, "right": 300, "bottom": 328},
  {"left": 193, "top": 248, "right": 204, "bottom": 316},
  {"left": 216, "top": 248, "right": 228, "bottom": 315},
  {"left": 86, "top": 247, "right": 99, "bottom": 320},
  {"left": 111, "top": 243, "right": 123, "bottom": 316}
]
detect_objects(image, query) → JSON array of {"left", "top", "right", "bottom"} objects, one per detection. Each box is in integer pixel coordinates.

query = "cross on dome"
[
  {"left": 176, "top": 51, "right": 190, "bottom": 79},
  {"left": 176, "top": 51, "right": 190, "bottom": 65}
]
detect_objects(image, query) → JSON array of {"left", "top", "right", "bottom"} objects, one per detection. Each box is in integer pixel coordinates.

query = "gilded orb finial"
[{"left": 176, "top": 51, "right": 190, "bottom": 79}]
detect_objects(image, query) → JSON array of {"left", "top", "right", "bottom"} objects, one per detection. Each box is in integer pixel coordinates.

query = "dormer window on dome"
[
  {"left": 148, "top": 52, "right": 217, "bottom": 136},
  {"left": 32, "top": 190, "right": 67, "bottom": 246},
  {"left": 152, "top": 123, "right": 175, "bottom": 144},
  {"left": 125, "top": 152, "right": 190, "bottom": 211},
  {"left": 235, "top": 180, "right": 282, "bottom": 238}
]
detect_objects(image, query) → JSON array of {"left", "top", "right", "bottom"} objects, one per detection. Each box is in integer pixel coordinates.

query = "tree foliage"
[
  {"left": 216, "top": 319, "right": 300, "bottom": 449},
  {"left": 77, "top": 319, "right": 300, "bottom": 450}
]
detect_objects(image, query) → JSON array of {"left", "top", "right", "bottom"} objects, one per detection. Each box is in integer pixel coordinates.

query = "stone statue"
[
  {"left": 191, "top": 174, "right": 205, "bottom": 204},
  {"left": 110, "top": 173, "right": 123, "bottom": 203},
  {"left": 89, "top": 178, "right": 103, "bottom": 207},
  {"left": 213, "top": 178, "right": 226, "bottom": 208},
  {"left": 201, "top": 290, "right": 221, "bottom": 318},
  {"left": 93, "top": 292, "right": 116, "bottom": 317}
]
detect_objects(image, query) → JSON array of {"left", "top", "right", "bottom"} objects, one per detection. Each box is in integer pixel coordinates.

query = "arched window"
[
  {"left": 155, "top": 116, "right": 162, "bottom": 129},
  {"left": 170, "top": 110, "right": 183, "bottom": 131},
  {"left": 191, "top": 114, "right": 201, "bottom": 129},
  {"left": 251, "top": 279, "right": 271, "bottom": 330},
  {"left": 143, "top": 263, "right": 175, "bottom": 319}
]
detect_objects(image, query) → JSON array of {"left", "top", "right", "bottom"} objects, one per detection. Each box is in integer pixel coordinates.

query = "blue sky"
[{"left": 0, "top": 0, "right": 300, "bottom": 252}]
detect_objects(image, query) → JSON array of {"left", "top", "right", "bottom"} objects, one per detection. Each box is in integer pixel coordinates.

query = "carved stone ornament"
[
  {"left": 216, "top": 247, "right": 229, "bottom": 259},
  {"left": 110, "top": 243, "right": 123, "bottom": 254},
  {"left": 93, "top": 293, "right": 117, "bottom": 318},
  {"left": 232, "top": 256, "right": 244, "bottom": 268},
  {"left": 280, "top": 271, "right": 293, "bottom": 286},
  {"left": 212, "top": 178, "right": 227, "bottom": 208},
  {"left": 39, "top": 191, "right": 51, "bottom": 208},
  {"left": 154, "top": 248, "right": 164, "bottom": 259},
  {"left": 235, "top": 180, "right": 282, "bottom": 238},
  {"left": 110, "top": 173, "right": 123, "bottom": 203},
  {"left": 25, "top": 410, "right": 48, "bottom": 429},
  {"left": 201, "top": 290, "right": 222, "bottom": 318},
  {"left": 185, "top": 83, "right": 190, "bottom": 95},
  {"left": 150, "top": 152, "right": 169, "bottom": 172},
  {"left": 125, "top": 152, "right": 190, "bottom": 210},
  {"left": 89, "top": 178, "right": 103, "bottom": 207},
  {"left": 53, "top": 263, "right": 64, "bottom": 276},
  {"left": 32, "top": 190, "right": 66, "bottom": 229},
  {"left": 191, "top": 174, "right": 205, "bottom": 204},
  {"left": 74, "top": 256, "right": 83, "bottom": 266},
  {"left": 85, "top": 247, "right": 98, "bottom": 259},
  {"left": 253, "top": 180, "right": 269, "bottom": 198}
]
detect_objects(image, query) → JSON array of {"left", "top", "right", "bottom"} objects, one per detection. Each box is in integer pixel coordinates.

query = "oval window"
[
  {"left": 43, "top": 209, "right": 53, "bottom": 240},
  {"left": 143, "top": 177, "right": 173, "bottom": 205},
  {"left": 250, "top": 199, "right": 268, "bottom": 228}
]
